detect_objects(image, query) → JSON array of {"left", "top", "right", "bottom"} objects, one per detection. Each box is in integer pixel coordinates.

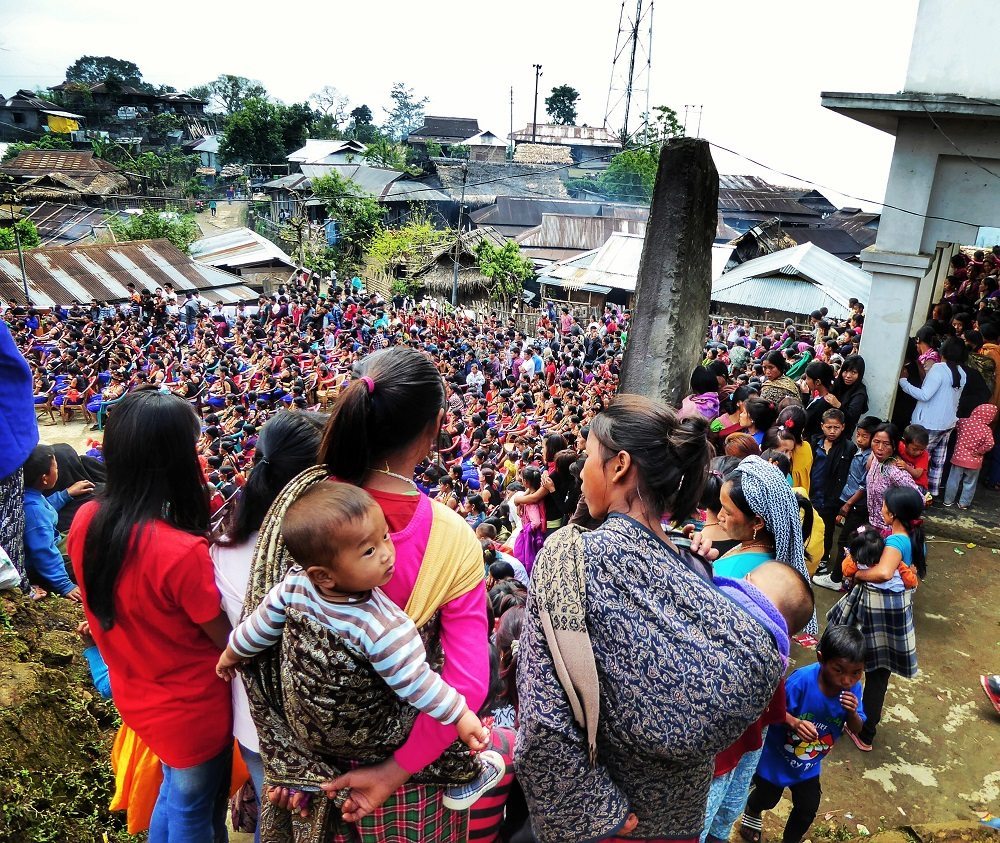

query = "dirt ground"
[
  {"left": 779, "top": 536, "right": 1000, "bottom": 838},
  {"left": 196, "top": 195, "right": 246, "bottom": 236},
  {"left": 32, "top": 423, "right": 1000, "bottom": 838}
]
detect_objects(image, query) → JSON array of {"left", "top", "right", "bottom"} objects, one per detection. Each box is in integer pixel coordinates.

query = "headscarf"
[
  {"left": 732, "top": 455, "right": 807, "bottom": 582},
  {"left": 732, "top": 455, "right": 817, "bottom": 634}
]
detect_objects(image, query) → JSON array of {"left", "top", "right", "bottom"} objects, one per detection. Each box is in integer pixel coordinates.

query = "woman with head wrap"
[
  {"left": 759, "top": 351, "right": 802, "bottom": 406},
  {"left": 715, "top": 455, "right": 816, "bottom": 635}
]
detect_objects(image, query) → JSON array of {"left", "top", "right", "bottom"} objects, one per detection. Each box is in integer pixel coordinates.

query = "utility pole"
[
  {"left": 509, "top": 86, "right": 514, "bottom": 160},
  {"left": 532, "top": 64, "right": 543, "bottom": 142},
  {"left": 451, "top": 163, "right": 468, "bottom": 307},
  {"left": 1, "top": 178, "right": 29, "bottom": 304}
]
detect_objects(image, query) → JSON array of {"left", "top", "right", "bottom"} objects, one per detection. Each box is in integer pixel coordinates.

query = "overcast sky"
[{"left": 0, "top": 0, "right": 918, "bottom": 209}]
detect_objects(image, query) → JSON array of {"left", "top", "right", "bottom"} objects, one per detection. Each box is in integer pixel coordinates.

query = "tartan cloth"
[
  {"left": 328, "top": 782, "right": 467, "bottom": 843},
  {"left": 925, "top": 428, "right": 953, "bottom": 496},
  {"left": 826, "top": 583, "right": 918, "bottom": 678}
]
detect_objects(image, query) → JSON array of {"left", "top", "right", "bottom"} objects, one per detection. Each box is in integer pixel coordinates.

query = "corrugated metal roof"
[
  {"left": 298, "top": 164, "right": 404, "bottom": 199},
  {"left": 288, "top": 139, "right": 366, "bottom": 164},
  {"left": 540, "top": 235, "right": 733, "bottom": 294},
  {"left": 190, "top": 227, "right": 295, "bottom": 269},
  {"left": 464, "top": 131, "right": 506, "bottom": 146},
  {"left": 0, "top": 239, "right": 253, "bottom": 307},
  {"left": 1, "top": 150, "right": 120, "bottom": 174},
  {"left": 469, "top": 198, "right": 614, "bottom": 230},
  {"left": 192, "top": 135, "right": 220, "bottom": 154},
  {"left": 517, "top": 214, "right": 648, "bottom": 261},
  {"left": 711, "top": 242, "right": 872, "bottom": 319},
  {"left": 20, "top": 202, "right": 123, "bottom": 246},
  {"left": 262, "top": 173, "right": 311, "bottom": 190}
]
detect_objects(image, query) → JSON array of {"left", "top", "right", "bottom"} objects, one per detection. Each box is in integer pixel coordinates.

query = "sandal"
[
  {"left": 739, "top": 822, "right": 763, "bottom": 843},
  {"left": 845, "top": 726, "right": 872, "bottom": 752}
]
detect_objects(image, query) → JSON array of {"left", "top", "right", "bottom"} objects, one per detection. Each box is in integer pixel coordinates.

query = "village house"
[
  {"left": 0, "top": 149, "right": 129, "bottom": 205},
  {"left": 407, "top": 116, "right": 481, "bottom": 155},
  {"left": 0, "top": 90, "right": 84, "bottom": 141},
  {"left": 287, "top": 139, "right": 367, "bottom": 168},
  {"left": 508, "top": 123, "right": 621, "bottom": 168}
]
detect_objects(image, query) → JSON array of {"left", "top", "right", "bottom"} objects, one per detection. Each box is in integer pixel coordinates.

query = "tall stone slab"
[{"left": 620, "top": 138, "right": 719, "bottom": 409}]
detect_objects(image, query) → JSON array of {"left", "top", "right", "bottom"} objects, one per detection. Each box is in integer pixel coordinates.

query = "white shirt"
[
  {"left": 211, "top": 534, "right": 260, "bottom": 752},
  {"left": 898, "top": 361, "right": 966, "bottom": 431}
]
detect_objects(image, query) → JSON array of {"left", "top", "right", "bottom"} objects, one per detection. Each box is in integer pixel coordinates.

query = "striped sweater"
[{"left": 231, "top": 566, "right": 467, "bottom": 726}]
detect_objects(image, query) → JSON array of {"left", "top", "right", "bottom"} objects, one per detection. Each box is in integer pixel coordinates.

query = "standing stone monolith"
[{"left": 620, "top": 138, "right": 719, "bottom": 409}]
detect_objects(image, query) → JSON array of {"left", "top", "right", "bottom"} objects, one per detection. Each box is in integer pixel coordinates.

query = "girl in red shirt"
[{"left": 68, "top": 391, "right": 233, "bottom": 842}]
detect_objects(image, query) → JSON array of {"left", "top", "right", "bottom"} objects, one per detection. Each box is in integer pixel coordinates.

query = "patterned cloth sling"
[{"left": 240, "top": 467, "right": 478, "bottom": 843}]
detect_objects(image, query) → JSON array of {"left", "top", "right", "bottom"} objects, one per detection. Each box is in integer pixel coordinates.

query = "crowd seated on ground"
[{"left": 2, "top": 243, "right": 999, "bottom": 842}]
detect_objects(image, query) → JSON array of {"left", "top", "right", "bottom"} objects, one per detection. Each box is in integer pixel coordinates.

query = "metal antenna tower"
[{"left": 603, "top": 0, "right": 654, "bottom": 147}]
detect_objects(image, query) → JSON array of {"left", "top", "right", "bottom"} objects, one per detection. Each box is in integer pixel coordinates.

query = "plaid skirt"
[
  {"left": 328, "top": 783, "right": 467, "bottom": 843},
  {"left": 826, "top": 584, "right": 918, "bottom": 678}
]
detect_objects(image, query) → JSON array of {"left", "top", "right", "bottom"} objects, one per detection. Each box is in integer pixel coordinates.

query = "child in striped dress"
[{"left": 215, "top": 482, "right": 504, "bottom": 810}]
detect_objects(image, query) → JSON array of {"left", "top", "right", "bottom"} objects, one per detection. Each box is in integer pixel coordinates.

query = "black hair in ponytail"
[{"left": 318, "top": 347, "right": 446, "bottom": 484}]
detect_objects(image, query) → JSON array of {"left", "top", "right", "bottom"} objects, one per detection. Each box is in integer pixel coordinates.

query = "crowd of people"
[{"left": 1, "top": 247, "right": 999, "bottom": 843}]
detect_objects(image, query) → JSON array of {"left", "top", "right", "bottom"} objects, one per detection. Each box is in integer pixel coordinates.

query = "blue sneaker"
[{"left": 442, "top": 750, "right": 505, "bottom": 810}]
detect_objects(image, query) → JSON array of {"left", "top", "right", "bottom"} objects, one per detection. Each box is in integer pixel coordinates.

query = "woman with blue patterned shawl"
[{"left": 516, "top": 395, "right": 786, "bottom": 843}]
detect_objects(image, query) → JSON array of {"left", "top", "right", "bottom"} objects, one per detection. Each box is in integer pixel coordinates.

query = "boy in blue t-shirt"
[{"left": 740, "top": 625, "right": 866, "bottom": 843}]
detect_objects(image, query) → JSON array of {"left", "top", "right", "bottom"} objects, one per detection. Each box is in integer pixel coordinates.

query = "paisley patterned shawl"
[
  {"left": 516, "top": 516, "right": 785, "bottom": 843},
  {"left": 239, "top": 468, "right": 478, "bottom": 843}
]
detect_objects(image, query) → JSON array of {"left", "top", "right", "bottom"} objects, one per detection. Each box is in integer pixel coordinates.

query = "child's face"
[
  {"left": 818, "top": 655, "right": 865, "bottom": 692},
  {"left": 776, "top": 438, "right": 795, "bottom": 457},
  {"left": 881, "top": 501, "right": 893, "bottom": 526},
  {"left": 309, "top": 506, "right": 396, "bottom": 594},
  {"left": 904, "top": 441, "right": 927, "bottom": 460},
  {"left": 822, "top": 420, "right": 845, "bottom": 443},
  {"left": 854, "top": 428, "right": 872, "bottom": 450}
]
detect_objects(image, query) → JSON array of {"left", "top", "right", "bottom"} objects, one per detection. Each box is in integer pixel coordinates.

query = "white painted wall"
[{"left": 905, "top": 0, "right": 1000, "bottom": 100}]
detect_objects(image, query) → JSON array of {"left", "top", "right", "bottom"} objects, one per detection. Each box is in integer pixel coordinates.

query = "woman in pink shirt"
[{"left": 244, "top": 346, "right": 489, "bottom": 842}]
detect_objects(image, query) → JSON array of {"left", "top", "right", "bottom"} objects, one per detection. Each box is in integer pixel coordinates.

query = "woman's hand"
[
  {"left": 321, "top": 758, "right": 411, "bottom": 824},
  {"left": 685, "top": 526, "right": 719, "bottom": 561},
  {"left": 824, "top": 393, "right": 841, "bottom": 408},
  {"left": 267, "top": 786, "right": 313, "bottom": 818},
  {"left": 621, "top": 813, "right": 639, "bottom": 835}
]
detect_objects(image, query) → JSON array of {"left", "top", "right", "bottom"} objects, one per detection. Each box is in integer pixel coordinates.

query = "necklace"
[
  {"left": 370, "top": 467, "right": 419, "bottom": 493},
  {"left": 702, "top": 521, "right": 720, "bottom": 528}
]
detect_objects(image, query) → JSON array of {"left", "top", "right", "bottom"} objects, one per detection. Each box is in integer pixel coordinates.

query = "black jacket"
[{"left": 810, "top": 434, "right": 857, "bottom": 510}]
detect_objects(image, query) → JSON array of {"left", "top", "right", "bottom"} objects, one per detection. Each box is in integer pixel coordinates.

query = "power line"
[{"left": 916, "top": 99, "right": 1000, "bottom": 181}]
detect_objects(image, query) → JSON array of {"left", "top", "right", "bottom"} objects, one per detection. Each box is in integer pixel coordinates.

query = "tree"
[
  {"left": 65, "top": 55, "right": 143, "bottom": 87},
  {"left": 186, "top": 84, "right": 212, "bottom": 105},
  {"left": 367, "top": 215, "right": 452, "bottom": 276},
  {"left": 219, "top": 98, "right": 285, "bottom": 164},
  {"left": 346, "top": 104, "right": 379, "bottom": 143},
  {"left": 475, "top": 239, "right": 534, "bottom": 310},
  {"left": 278, "top": 102, "right": 316, "bottom": 156},
  {"left": 309, "top": 86, "right": 350, "bottom": 127},
  {"left": 0, "top": 219, "right": 41, "bottom": 251},
  {"left": 363, "top": 137, "right": 410, "bottom": 170},
  {"left": 311, "top": 171, "right": 385, "bottom": 271},
  {"left": 205, "top": 75, "right": 268, "bottom": 115},
  {"left": 108, "top": 211, "right": 200, "bottom": 253},
  {"left": 595, "top": 147, "right": 658, "bottom": 203},
  {"left": 383, "top": 83, "right": 428, "bottom": 141},
  {"left": 635, "top": 104, "right": 684, "bottom": 147},
  {"left": 545, "top": 85, "right": 580, "bottom": 126}
]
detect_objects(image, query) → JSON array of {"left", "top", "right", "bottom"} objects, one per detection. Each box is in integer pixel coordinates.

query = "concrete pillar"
[
  {"left": 620, "top": 138, "right": 719, "bottom": 408},
  {"left": 857, "top": 248, "right": 933, "bottom": 419}
]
